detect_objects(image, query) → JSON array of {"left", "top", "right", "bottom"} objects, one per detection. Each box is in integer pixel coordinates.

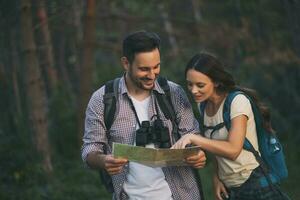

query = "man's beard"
[{"left": 128, "top": 72, "right": 154, "bottom": 91}]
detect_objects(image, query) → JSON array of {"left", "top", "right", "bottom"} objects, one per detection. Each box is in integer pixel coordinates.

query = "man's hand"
[
  {"left": 185, "top": 150, "right": 206, "bottom": 169},
  {"left": 104, "top": 155, "right": 128, "bottom": 175},
  {"left": 86, "top": 152, "right": 128, "bottom": 175}
]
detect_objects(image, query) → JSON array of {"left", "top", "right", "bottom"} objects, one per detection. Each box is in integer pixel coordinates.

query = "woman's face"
[{"left": 186, "top": 69, "right": 216, "bottom": 103}]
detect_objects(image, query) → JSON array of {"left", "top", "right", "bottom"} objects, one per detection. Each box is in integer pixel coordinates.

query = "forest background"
[{"left": 0, "top": 0, "right": 299, "bottom": 199}]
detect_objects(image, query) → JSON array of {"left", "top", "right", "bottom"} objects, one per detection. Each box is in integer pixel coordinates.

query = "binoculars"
[{"left": 136, "top": 119, "right": 171, "bottom": 148}]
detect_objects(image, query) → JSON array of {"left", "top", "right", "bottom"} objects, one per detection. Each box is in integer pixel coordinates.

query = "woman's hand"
[
  {"left": 185, "top": 150, "right": 206, "bottom": 168},
  {"left": 103, "top": 155, "right": 128, "bottom": 175},
  {"left": 213, "top": 174, "right": 229, "bottom": 200},
  {"left": 171, "top": 133, "right": 196, "bottom": 149},
  {"left": 171, "top": 134, "right": 206, "bottom": 168}
]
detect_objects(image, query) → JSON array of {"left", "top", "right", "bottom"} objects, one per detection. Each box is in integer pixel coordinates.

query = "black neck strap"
[
  {"left": 203, "top": 122, "right": 225, "bottom": 139},
  {"left": 127, "top": 93, "right": 162, "bottom": 127},
  {"left": 127, "top": 96, "right": 142, "bottom": 128},
  {"left": 153, "top": 96, "right": 161, "bottom": 120}
]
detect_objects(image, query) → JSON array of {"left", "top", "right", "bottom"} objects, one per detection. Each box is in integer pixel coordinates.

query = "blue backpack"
[{"left": 199, "top": 90, "right": 288, "bottom": 187}]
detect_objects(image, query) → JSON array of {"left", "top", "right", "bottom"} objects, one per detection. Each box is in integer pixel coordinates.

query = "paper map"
[{"left": 112, "top": 142, "right": 201, "bottom": 167}]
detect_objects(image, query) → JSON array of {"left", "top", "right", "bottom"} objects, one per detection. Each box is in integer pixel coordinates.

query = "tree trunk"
[
  {"left": 20, "top": 0, "right": 53, "bottom": 175},
  {"left": 78, "top": 0, "right": 96, "bottom": 144},
  {"left": 233, "top": 0, "right": 243, "bottom": 65},
  {"left": 158, "top": 2, "right": 179, "bottom": 57},
  {"left": 191, "top": 0, "right": 204, "bottom": 47},
  {"left": 36, "top": 0, "right": 58, "bottom": 93},
  {"left": 191, "top": 0, "right": 203, "bottom": 24},
  {"left": 10, "top": 29, "right": 22, "bottom": 119},
  {"left": 56, "top": 27, "right": 74, "bottom": 93},
  {"left": 71, "top": 0, "right": 83, "bottom": 80}
]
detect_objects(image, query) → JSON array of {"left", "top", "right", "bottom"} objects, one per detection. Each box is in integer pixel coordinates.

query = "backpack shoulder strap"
[
  {"left": 222, "top": 90, "right": 244, "bottom": 130},
  {"left": 100, "top": 78, "right": 120, "bottom": 193},
  {"left": 198, "top": 102, "right": 207, "bottom": 133},
  {"left": 103, "top": 78, "right": 120, "bottom": 131},
  {"left": 156, "top": 76, "right": 175, "bottom": 120},
  {"left": 223, "top": 90, "right": 256, "bottom": 151},
  {"left": 155, "top": 76, "right": 180, "bottom": 141}
]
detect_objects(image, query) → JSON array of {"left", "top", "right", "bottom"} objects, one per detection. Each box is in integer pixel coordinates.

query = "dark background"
[{"left": 0, "top": 0, "right": 299, "bottom": 199}]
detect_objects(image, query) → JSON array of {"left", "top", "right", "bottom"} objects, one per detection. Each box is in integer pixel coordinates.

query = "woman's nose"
[{"left": 190, "top": 85, "right": 198, "bottom": 94}]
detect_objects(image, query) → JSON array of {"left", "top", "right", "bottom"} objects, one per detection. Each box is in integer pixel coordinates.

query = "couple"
[{"left": 82, "top": 30, "right": 290, "bottom": 200}]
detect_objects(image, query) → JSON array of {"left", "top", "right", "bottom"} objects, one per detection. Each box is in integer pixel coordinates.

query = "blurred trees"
[
  {"left": 78, "top": 0, "right": 96, "bottom": 144},
  {"left": 20, "top": 0, "right": 53, "bottom": 175},
  {"left": 0, "top": 0, "right": 299, "bottom": 199},
  {"left": 36, "top": 0, "right": 58, "bottom": 92}
]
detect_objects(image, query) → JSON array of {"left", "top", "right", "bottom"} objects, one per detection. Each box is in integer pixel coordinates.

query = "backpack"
[
  {"left": 199, "top": 90, "right": 288, "bottom": 187},
  {"left": 101, "top": 76, "right": 203, "bottom": 195}
]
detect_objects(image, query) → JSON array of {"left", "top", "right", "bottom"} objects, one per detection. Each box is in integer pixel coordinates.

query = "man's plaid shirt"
[{"left": 82, "top": 76, "right": 203, "bottom": 200}]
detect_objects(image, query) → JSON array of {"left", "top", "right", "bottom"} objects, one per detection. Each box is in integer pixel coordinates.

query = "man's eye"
[{"left": 140, "top": 67, "right": 149, "bottom": 71}]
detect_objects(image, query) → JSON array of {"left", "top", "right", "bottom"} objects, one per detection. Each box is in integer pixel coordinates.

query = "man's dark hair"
[{"left": 122, "top": 30, "right": 161, "bottom": 64}]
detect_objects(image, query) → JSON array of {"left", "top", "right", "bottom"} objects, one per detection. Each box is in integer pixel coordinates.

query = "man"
[{"left": 82, "top": 30, "right": 206, "bottom": 200}]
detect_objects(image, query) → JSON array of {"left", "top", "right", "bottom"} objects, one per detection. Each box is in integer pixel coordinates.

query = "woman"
[{"left": 172, "top": 53, "right": 290, "bottom": 200}]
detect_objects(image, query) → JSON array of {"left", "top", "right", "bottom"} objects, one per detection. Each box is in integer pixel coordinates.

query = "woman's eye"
[{"left": 197, "top": 84, "right": 205, "bottom": 88}]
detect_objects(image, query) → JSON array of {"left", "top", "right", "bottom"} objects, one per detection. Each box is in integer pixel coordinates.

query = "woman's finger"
[{"left": 107, "top": 166, "right": 123, "bottom": 175}]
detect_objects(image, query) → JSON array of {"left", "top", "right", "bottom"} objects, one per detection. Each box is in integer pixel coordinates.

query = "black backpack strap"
[
  {"left": 155, "top": 76, "right": 180, "bottom": 141},
  {"left": 198, "top": 102, "right": 207, "bottom": 134},
  {"left": 156, "top": 76, "right": 175, "bottom": 120},
  {"left": 100, "top": 78, "right": 120, "bottom": 193},
  {"left": 103, "top": 78, "right": 120, "bottom": 132}
]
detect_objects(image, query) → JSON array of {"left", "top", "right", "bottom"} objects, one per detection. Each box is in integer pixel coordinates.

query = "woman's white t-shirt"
[{"left": 202, "top": 94, "right": 259, "bottom": 187}]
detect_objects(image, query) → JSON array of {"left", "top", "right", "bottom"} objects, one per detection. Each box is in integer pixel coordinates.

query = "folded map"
[{"left": 112, "top": 142, "right": 201, "bottom": 167}]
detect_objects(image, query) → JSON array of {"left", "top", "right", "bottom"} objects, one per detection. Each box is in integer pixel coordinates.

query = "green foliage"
[
  {"left": 48, "top": 85, "right": 78, "bottom": 159},
  {"left": 45, "top": 160, "right": 111, "bottom": 200},
  {"left": 94, "top": 52, "right": 123, "bottom": 87},
  {"left": 0, "top": 159, "right": 112, "bottom": 200},
  {"left": 281, "top": 144, "right": 300, "bottom": 200}
]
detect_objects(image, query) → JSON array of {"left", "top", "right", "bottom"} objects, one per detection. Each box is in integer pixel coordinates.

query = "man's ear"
[{"left": 121, "top": 57, "right": 130, "bottom": 71}]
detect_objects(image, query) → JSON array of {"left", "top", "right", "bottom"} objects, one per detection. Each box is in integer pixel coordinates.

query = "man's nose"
[{"left": 147, "top": 70, "right": 156, "bottom": 79}]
